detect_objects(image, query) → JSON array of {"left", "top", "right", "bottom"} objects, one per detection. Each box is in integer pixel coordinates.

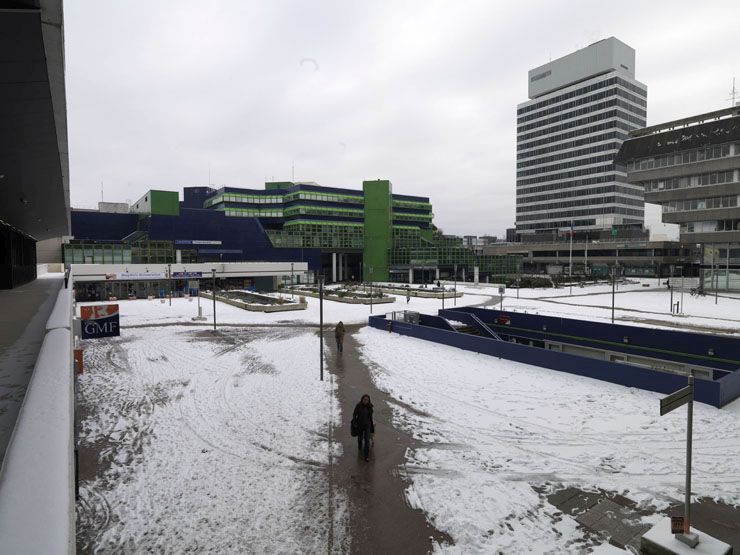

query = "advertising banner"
[
  {"left": 105, "top": 272, "right": 166, "bottom": 280},
  {"left": 172, "top": 272, "right": 203, "bottom": 278},
  {"left": 81, "top": 304, "right": 121, "bottom": 339}
]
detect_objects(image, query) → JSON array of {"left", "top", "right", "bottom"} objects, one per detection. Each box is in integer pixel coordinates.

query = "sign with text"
[
  {"left": 106, "top": 272, "right": 166, "bottom": 280},
  {"left": 671, "top": 516, "right": 684, "bottom": 534},
  {"left": 172, "top": 271, "right": 202, "bottom": 278},
  {"left": 660, "top": 385, "right": 693, "bottom": 416},
  {"left": 81, "top": 304, "right": 120, "bottom": 339}
]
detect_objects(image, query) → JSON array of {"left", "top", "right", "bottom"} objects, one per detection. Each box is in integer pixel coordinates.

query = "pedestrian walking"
[
  {"left": 334, "top": 321, "right": 346, "bottom": 353},
  {"left": 406, "top": 288, "right": 411, "bottom": 304},
  {"left": 352, "top": 394, "right": 375, "bottom": 461}
]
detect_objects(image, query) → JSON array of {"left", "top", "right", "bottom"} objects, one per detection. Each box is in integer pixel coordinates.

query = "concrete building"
[
  {"left": 616, "top": 106, "right": 740, "bottom": 291},
  {"left": 0, "top": 0, "right": 69, "bottom": 288},
  {"left": 68, "top": 181, "right": 521, "bottom": 286},
  {"left": 516, "top": 37, "right": 647, "bottom": 237}
]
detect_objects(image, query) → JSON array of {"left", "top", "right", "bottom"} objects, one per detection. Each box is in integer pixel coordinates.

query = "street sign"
[
  {"left": 498, "top": 286, "right": 505, "bottom": 294},
  {"left": 671, "top": 516, "right": 684, "bottom": 534},
  {"left": 80, "top": 304, "right": 120, "bottom": 339},
  {"left": 660, "top": 385, "right": 693, "bottom": 416}
]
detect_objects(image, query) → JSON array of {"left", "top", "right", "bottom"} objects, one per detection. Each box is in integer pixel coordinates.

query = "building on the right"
[{"left": 616, "top": 106, "right": 740, "bottom": 291}]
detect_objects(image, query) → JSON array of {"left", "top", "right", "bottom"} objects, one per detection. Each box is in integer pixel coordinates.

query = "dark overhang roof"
[{"left": 615, "top": 107, "right": 740, "bottom": 163}]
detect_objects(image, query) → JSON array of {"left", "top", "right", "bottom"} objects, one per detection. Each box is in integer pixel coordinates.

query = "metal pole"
[
  {"left": 168, "top": 263, "right": 172, "bottom": 306},
  {"left": 442, "top": 283, "right": 445, "bottom": 310},
  {"left": 291, "top": 262, "right": 294, "bottom": 300},
  {"left": 369, "top": 266, "right": 373, "bottom": 314},
  {"left": 212, "top": 269, "right": 217, "bottom": 331},
  {"left": 684, "top": 371, "right": 694, "bottom": 534},
  {"left": 726, "top": 241, "right": 730, "bottom": 293},
  {"left": 454, "top": 264, "right": 457, "bottom": 306},
  {"left": 670, "top": 265, "right": 674, "bottom": 313},
  {"left": 715, "top": 244, "right": 719, "bottom": 305},
  {"left": 569, "top": 221, "right": 573, "bottom": 295},
  {"left": 680, "top": 266, "right": 684, "bottom": 314},
  {"left": 319, "top": 275, "right": 324, "bottom": 381},
  {"left": 611, "top": 266, "right": 615, "bottom": 323}
]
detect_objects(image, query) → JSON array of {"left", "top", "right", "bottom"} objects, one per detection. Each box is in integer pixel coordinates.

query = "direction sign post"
[{"left": 659, "top": 372, "right": 699, "bottom": 547}]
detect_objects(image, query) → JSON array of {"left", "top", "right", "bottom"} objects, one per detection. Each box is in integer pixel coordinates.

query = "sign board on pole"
[
  {"left": 671, "top": 516, "right": 684, "bottom": 534},
  {"left": 660, "top": 385, "right": 693, "bottom": 416},
  {"left": 173, "top": 271, "right": 203, "bottom": 278},
  {"left": 80, "top": 304, "right": 120, "bottom": 339},
  {"left": 498, "top": 286, "right": 505, "bottom": 295}
]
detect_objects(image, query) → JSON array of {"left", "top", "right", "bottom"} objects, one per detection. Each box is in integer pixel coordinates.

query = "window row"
[
  {"left": 517, "top": 87, "right": 647, "bottom": 124},
  {"left": 517, "top": 164, "right": 614, "bottom": 187},
  {"left": 642, "top": 170, "right": 737, "bottom": 192},
  {"left": 517, "top": 153, "right": 616, "bottom": 179},
  {"left": 517, "top": 206, "right": 644, "bottom": 223},
  {"left": 518, "top": 119, "right": 636, "bottom": 152},
  {"left": 225, "top": 209, "right": 283, "bottom": 217},
  {"left": 681, "top": 220, "right": 740, "bottom": 233},
  {"left": 517, "top": 173, "right": 627, "bottom": 195},
  {"left": 518, "top": 132, "right": 628, "bottom": 161},
  {"left": 517, "top": 98, "right": 646, "bottom": 133},
  {"left": 517, "top": 141, "right": 621, "bottom": 169},
  {"left": 517, "top": 218, "right": 598, "bottom": 231},
  {"left": 284, "top": 192, "right": 364, "bottom": 204},
  {"left": 517, "top": 77, "right": 646, "bottom": 116},
  {"left": 518, "top": 108, "right": 646, "bottom": 142},
  {"left": 518, "top": 184, "right": 642, "bottom": 204},
  {"left": 628, "top": 144, "right": 736, "bottom": 171},
  {"left": 516, "top": 195, "right": 643, "bottom": 213},
  {"left": 662, "top": 196, "right": 738, "bottom": 213}
]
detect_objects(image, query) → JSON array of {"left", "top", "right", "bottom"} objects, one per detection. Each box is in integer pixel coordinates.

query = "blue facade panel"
[{"left": 71, "top": 211, "right": 139, "bottom": 241}]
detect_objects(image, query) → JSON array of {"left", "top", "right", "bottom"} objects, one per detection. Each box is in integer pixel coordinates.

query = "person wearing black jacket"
[{"left": 352, "top": 394, "right": 374, "bottom": 461}]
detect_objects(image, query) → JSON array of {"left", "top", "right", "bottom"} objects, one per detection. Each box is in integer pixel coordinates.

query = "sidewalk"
[
  {"left": 329, "top": 326, "right": 452, "bottom": 554},
  {"left": 0, "top": 275, "right": 63, "bottom": 464}
]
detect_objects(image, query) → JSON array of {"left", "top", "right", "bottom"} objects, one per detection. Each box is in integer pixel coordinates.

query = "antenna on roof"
[{"left": 728, "top": 77, "right": 738, "bottom": 107}]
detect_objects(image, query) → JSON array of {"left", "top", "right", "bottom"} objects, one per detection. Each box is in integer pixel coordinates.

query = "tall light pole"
[
  {"left": 568, "top": 220, "right": 574, "bottom": 295},
  {"left": 611, "top": 265, "right": 616, "bottom": 324},
  {"left": 369, "top": 265, "right": 374, "bottom": 314},
  {"left": 168, "top": 263, "right": 172, "bottom": 306},
  {"left": 319, "top": 274, "right": 324, "bottom": 381},
  {"left": 290, "top": 262, "right": 294, "bottom": 300},
  {"left": 454, "top": 263, "right": 457, "bottom": 306},
  {"left": 211, "top": 268, "right": 217, "bottom": 332}
]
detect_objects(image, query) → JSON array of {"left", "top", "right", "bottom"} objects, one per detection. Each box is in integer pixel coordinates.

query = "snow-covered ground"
[
  {"left": 76, "top": 288, "right": 492, "bottom": 327},
  {"left": 76, "top": 326, "right": 347, "bottom": 552},
  {"left": 437, "top": 280, "right": 740, "bottom": 334},
  {"left": 355, "top": 327, "right": 740, "bottom": 553}
]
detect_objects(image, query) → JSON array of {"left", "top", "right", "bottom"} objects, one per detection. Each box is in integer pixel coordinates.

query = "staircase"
[{"left": 457, "top": 325, "right": 482, "bottom": 336}]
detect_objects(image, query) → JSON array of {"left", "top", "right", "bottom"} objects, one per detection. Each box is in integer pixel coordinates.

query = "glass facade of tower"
[{"left": 516, "top": 39, "right": 648, "bottom": 235}]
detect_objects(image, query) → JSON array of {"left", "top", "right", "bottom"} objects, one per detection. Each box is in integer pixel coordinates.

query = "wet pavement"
[{"left": 328, "top": 326, "right": 452, "bottom": 554}]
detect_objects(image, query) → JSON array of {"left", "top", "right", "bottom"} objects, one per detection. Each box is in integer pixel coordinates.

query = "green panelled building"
[{"left": 67, "top": 180, "right": 520, "bottom": 282}]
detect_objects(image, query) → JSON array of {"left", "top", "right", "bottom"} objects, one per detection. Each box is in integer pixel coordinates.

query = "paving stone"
[
  {"left": 547, "top": 486, "right": 580, "bottom": 508},
  {"left": 559, "top": 491, "right": 601, "bottom": 516},
  {"left": 576, "top": 499, "right": 621, "bottom": 528}
]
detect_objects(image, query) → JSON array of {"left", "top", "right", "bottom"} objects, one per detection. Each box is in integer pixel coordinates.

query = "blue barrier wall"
[
  {"left": 368, "top": 314, "right": 733, "bottom": 408},
  {"left": 441, "top": 307, "right": 740, "bottom": 373}
]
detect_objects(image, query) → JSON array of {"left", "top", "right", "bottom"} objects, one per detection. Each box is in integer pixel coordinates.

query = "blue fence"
[{"left": 370, "top": 311, "right": 740, "bottom": 408}]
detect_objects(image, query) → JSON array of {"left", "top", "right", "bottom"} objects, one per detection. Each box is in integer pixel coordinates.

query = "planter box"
[{"left": 292, "top": 289, "right": 395, "bottom": 305}]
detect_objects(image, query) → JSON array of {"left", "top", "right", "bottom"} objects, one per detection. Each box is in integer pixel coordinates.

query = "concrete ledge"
[
  {"left": 46, "top": 287, "right": 72, "bottom": 331},
  {"left": 377, "top": 285, "right": 464, "bottom": 299},
  {"left": 641, "top": 517, "right": 732, "bottom": 554},
  {"left": 201, "top": 291, "right": 307, "bottom": 312},
  {"left": 294, "top": 289, "right": 395, "bottom": 305},
  {"left": 0, "top": 328, "right": 74, "bottom": 554}
]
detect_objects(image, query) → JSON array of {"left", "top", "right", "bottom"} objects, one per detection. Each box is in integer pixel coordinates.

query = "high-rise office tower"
[{"left": 515, "top": 37, "right": 647, "bottom": 236}]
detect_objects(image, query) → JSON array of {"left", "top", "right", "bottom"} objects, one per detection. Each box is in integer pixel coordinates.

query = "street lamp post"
[
  {"left": 369, "top": 266, "right": 374, "bottom": 314},
  {"left": 611, "top": 265, "right": 616, "bottom": 324},
  {"left": 319, "top": 274, "right": 324, "bottom": 381},
  {"left": 291, "top": 262, "right": 294, "bottom": 300},
  {"left": 211, "top": 269, "right": 217, "bottom": 332},
  {"left": 168, "top": 263, "right": 172, "bottom": 306},
  {"left": 454, "top": 263, "right": 457, "bottom": 306}
]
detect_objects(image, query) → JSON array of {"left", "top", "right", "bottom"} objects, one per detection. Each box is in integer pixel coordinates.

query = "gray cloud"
[{"left": 65, "top": 0, "right": 740, "bottom": 236}]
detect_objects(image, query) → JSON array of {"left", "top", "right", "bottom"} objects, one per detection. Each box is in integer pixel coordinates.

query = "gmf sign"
[{"left": 81, "top": 304, "right": 120, "bottom": 339}]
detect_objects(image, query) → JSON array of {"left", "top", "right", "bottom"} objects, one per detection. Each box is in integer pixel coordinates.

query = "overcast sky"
[{"left": 65, "top": 0, "right": 740, "bottom": 237}]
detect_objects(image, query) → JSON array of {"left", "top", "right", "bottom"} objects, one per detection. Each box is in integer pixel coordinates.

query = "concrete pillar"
[
  {"left": 338, "top": 253, "right": 343, "bottom": 281},
  {"left": 474, "top": 266, "right": 479, "bottom": 285},
  {"left": 435, "top": 268, "right": 440, "bottom": 281},
  {"left": 462, "top": 267, "right": 466, "bottom": 281},
  {"left": 332, "top": 252, "right": 337, "bottom": 282},
  {"left": 409, "top": 268, "right": 413, "bottom": 284}
]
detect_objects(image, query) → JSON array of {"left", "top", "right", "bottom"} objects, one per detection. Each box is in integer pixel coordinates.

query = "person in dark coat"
[
  {"left": 334, "top": 321, "right": 346, "bottom": 353},
  {"left": 353, "top": 394, "right": 374, "bottom": 461}
]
